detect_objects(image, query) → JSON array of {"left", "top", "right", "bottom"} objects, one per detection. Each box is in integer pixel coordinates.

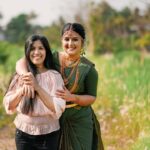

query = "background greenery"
[{"left": 0, "top": 1, "right": 150, "bottom": 150}]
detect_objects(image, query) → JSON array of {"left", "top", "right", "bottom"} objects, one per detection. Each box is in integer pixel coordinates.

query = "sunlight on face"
[
  {"left": 62, "top": 30, "right": 83, "bottom": 57},
  {"left": 29, "top": 40, "right": 46, "bottom": 69}
]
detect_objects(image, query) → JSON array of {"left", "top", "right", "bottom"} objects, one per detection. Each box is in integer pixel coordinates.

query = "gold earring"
[{"left": 80, "top": 48, "right": 85, "bottom": 55}]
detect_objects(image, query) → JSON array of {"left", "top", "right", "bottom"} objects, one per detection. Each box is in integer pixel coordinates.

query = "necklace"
[
  {"left": 60, "top": 55, "right": 80, "bottom": 93},
  {"left": 65, "top": 55, "right": 80, "bottom": 67}
]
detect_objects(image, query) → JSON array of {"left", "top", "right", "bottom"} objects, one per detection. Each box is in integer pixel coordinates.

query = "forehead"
[
  {"left": 32, "top": 40, "right": 43, "bottom": 46},
  {"left": 63, "top": 30, "right": 81, "bottom": 38}
]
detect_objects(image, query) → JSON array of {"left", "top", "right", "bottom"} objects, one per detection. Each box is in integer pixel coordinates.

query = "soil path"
[{"left": 0, "top": 125, "right": 16, "bottom": 150}]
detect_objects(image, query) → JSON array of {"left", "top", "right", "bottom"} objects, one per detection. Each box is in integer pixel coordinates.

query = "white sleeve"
[
  {"left": 51, "top": 73, "right": 66, "bottom": 119},
  {"left": 3, "top": 74, "right": 20, "bottom": 114},
  {"left": 33, "top": 71, "right": 66, "bottom": 118}
]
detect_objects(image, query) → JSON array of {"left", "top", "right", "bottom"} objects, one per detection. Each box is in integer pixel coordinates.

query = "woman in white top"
[{"left": 3, "top": 34, "right": 66, "bottom": 150}]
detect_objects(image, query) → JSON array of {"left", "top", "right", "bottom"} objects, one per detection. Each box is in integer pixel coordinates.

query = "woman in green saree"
[{"left": 16, "top": 23, "right": 104, "bottom": 150}]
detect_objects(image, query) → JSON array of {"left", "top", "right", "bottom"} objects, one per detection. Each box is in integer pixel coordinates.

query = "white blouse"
[{"left": 3, "top": 70, "right": 66, "bottom": 135}]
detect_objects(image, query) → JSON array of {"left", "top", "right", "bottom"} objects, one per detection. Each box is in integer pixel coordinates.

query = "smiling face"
[
  {"left": 29, "top": 40, "right": 46, "bottom": 69},
  {"left": 62, "top": 30, "right": 83, "bottom": 57}
]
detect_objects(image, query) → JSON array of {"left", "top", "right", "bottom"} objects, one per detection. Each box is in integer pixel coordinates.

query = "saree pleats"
[
  {"left": 59, "top": 106, "right": 104, "bottom": 150},
  {"left": 91, "top": 109, "right": 104, "bottom": 150}
]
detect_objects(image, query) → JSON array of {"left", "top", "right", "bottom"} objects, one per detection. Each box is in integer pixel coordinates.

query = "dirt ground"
[{"left": 0, "top": 125, "right": 16, "bottom": 150}]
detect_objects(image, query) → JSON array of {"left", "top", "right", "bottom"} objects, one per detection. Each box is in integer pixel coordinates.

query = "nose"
[
  {"left": 68, "top": 40, "right": 73, "bottom": 47},
  {"left": 34, "top": 49, "right": 40, "bottom": 54}
]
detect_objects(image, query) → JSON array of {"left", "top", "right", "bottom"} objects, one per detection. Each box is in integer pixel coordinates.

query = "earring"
[{"left": 80, "top": 48, "right": 85, "bottom": 56}]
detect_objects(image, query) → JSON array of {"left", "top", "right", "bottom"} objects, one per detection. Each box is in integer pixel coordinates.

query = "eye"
[
  {"left": 73, "top": 38, "right": 79, "bottom": 41},
  {"left": 64, "top": 37, "right": 70, "bottom": 41},
  {"left": 30, "top": 46, "right": 35, "bottom": 51},
  {"left": 39, "top": 46, "right": 44, "bottom": 50}
]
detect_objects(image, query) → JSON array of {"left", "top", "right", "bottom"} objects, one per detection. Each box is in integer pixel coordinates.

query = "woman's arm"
[
  {"left": 4, "top": 88, "right": 23, "bottom": 111},
  {"left": 16, "top": 58, "right": 34, "bottom": 98},
  {"left": 22, "top": 73, "right": 56, "bottom": 113},
  {"left": 22, "top": 72, "right": 65, "bottom": 118},
  {"left": 35, "top": 85, "right": 56, "bottom": 113},
  {"left": 56, "top": 88, "right": 96, "bottom": 106},
  {"left": 16, "top": 57, "right": 28, "bottom": 75},
  {"left": 56, "top": 66, "right": 98, "bottom": 106},
  {"left": 3, "top": 75, "right": 24, "bottom": 114}
]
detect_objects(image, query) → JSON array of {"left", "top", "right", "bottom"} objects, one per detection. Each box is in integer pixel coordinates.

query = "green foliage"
[
  {"left": 87, "top": 1, "right": 150, "bottom": 54},
  {"left": 2, "top": 1, "right": 149, "bottom": 54},
  {"left": 0, "top": 41, "right": 23, "bottom": 74},
  {"left": 42, "top": 17, "right": 65, "bottom": 50},
  {"left": 135, "top": 33, "right": 150, "bottom": 50},
  {"left": 131, "top": 137, "right": 150, "bottom": 150},
  {"left": 0, "top": 94, "right": 14, "bottom": 128},
  {"left": 0, "top": 49, "right": 149, "bottom": 149},
  {"left": 90, "top": 50, "right": 150, "bottom": 149},
  {"left": 0, "top": 41, "right": 23, "bottom": 128},
  {"left": 4, "top": 13, "right": 41, "bottom": 45}
]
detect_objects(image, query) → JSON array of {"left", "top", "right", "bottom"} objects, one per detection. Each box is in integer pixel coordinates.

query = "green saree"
[{"left": 53, "top": 51, "right": 104, "bottom": 150}]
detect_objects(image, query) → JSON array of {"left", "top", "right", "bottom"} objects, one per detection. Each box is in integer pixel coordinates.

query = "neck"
[
  {"left": 36, "top": 66, "right": 47, "bottom": 73},
  {"left": 64, "top": 53, "right": 80, "bottom": 62}
]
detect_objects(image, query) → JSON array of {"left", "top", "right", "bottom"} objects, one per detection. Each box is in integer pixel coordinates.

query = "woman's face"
[
  {"left": 29, "top": 40, "right": 46, "bottom": 68},
  {"left": 62, "top": 30, "right": 83, "bottom": 57}
]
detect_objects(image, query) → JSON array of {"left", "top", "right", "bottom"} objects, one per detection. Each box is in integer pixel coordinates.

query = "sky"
[{"left": 0, "top": 0, "right": 149, "bottom": 27}]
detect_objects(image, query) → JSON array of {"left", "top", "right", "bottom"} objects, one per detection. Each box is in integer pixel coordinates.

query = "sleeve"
[
  {"left": 84, "top": 66, "right": 98, "bottom": 97},
  {"left": 3, "top": 74, "right": 21, "bottom": 114},
  {"left": 34, "top": 72, "right": 66, "bottom": 119},
  {"left": 51, "top": 73, "right": 66, "bottom": 119}
]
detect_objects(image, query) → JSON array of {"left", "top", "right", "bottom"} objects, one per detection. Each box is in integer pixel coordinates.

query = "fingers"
[
  {"left": 22, "top": 72, "right": 33, "bottom": 77},
  {"left": 22, "top": 85, "right": 29, "bottom": 97},
  {"left": 21, "top": 74, "right": 34, "bottom": 87},
  {"left": 23, "top": 80, "right": 32, "bottom": 86},
  {"left": 21, "top": 76, "right": 32, "bottom": 83},
  {"left": 22, "top": 85, "right": 34, "bottom": 98},
  {"left": 56, "top": 89, "right": 64, "bottom": 93},
  {"left": 21, "top": 72, "right": 34, "bottom": 82},
  {"left": 56, "top": 92, "right": 64, "bottom": 97},
  {"left": 56, "top": 90, "right": 64, "bottom": 98}
]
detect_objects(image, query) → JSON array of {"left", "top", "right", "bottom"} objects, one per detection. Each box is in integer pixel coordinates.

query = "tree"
[
  {"left": 4, "top": 13, "right": 39, "bottom": 44},
  {"left": 87, "top": 1, "right": 117, "bottom": 54},
  {"left": 42, "top": 17, "right": 66, "bottom": 50}
]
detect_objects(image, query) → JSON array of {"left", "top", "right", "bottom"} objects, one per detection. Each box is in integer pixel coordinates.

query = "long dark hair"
[
  {"left": 61, "top": 23, "right": 86, "bottom": 42},
  {"left": 22, "top": 34, "right": 55, "bottom": 114}
]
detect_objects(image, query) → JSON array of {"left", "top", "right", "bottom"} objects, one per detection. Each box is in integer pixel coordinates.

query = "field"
[{"left": 0, "top": 50, "right": 149, "bottom": 150}]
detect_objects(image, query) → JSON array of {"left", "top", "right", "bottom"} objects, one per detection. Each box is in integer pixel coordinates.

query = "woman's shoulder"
[
  {"left": 47, "top": 70, "right": 64, "bottom": 84},
  {"left": 80, "top": 56, "right": 95, "bottom": 67},
  {"left": 47, "top": 69, "right": 62, "bottom": 78}
]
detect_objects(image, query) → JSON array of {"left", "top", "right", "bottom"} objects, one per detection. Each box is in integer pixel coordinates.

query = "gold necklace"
[{"left": 60, "top": 56, "right": 80, "bottom": 93}]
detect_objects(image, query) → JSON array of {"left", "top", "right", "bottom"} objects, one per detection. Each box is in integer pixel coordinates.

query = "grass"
[
  {"left": 90, "top": 50, "right": 150, "bottom": 150},
  {"left": 0, "top": 50, "right": 149, "bottom": 149}
]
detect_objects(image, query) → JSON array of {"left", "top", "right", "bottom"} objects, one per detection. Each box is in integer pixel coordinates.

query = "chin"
[{"left": 67, "top": 51, "right": 76, "bottom": 55}]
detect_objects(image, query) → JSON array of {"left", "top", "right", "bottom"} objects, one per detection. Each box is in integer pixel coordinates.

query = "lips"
[
  {"left": 33, "top": 56, "right": 42, "bottom": 59},
  {"left": 67, "top": 48, "right": 75, "bottom": 51}
]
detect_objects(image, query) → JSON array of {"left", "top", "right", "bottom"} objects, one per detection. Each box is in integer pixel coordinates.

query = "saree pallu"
[{"left": 59, "top": 106, "right": 104, "bottom": 150}]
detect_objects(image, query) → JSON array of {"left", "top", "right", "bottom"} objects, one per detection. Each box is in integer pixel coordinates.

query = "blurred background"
[{"left": 0, "top": 0, "right": 150, "bottom": 149}]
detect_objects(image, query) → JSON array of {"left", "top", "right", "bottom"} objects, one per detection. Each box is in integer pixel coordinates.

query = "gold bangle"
[{"left": 66, "top": 103, "right": 78, "bottom": 108}]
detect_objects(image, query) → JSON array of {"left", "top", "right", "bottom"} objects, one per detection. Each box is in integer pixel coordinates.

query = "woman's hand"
[
  {"left": 56, "top": 86, "right": 76, "bottom": 102},
  {"left": 20, "top": 72, "right": 36, "bottom": 98},
  {"left": 22, "top": 84, "right": 35, "bottom": 98}
]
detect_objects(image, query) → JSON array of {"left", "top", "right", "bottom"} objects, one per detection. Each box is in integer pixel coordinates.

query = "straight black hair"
[{"left": 22, "top": 34, "right": 55, "bottom": 114}]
